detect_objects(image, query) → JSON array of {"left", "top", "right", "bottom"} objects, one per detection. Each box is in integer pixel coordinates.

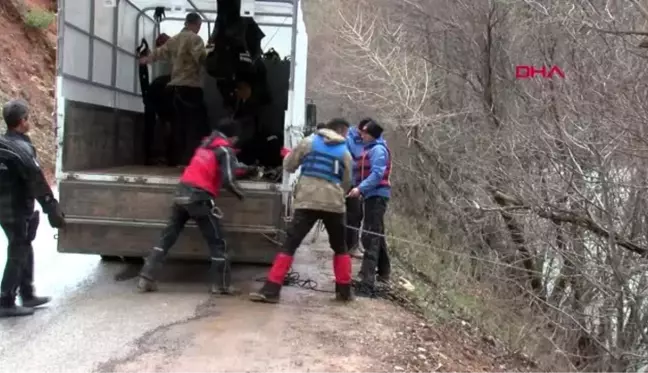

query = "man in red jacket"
[{"left": 137, "top": 118, "right": 256, "bottom": 295}]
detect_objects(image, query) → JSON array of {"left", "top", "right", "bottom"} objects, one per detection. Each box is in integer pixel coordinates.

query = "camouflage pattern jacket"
[{"left": 149, "top": 28, "right": 206, "bottom": 87}]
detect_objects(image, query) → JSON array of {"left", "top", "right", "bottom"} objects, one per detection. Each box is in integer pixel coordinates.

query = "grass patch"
[
  {"left": 24, "top": 7, "right": 55, "bottom": 29},
  {"left": 386, "top": 212, "right": 545, "bottom": 355}
]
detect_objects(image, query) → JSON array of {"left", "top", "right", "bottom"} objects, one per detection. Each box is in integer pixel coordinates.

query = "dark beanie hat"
[
  {"left": 358, "top": 117, "right": 373, "bottom": 131},
  {"left": 364, "top": 121, "right": 383, "bottom": 139}
]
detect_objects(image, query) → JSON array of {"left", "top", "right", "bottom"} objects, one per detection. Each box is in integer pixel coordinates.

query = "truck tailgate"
[{"left": 57, "top": 178, "right": 285, "bottom": 264}]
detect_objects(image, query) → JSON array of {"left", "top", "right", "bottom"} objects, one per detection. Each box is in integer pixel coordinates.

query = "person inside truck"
[
  {"left": 139, "top": 12, "right": 209, "bottom": 167},
  {"left": 143, "top": 74, "right": 172, "bottom": 165},
  {"left": 142, "top": 33, "right": 173, "bottom": 165},
  {"left": 249, "top": 118, "right": 355, "bottom": 304},
  {"left": 137, "top": 118, "right": 257, "bottom": 295},
  {"left": 0, "top": 99, "right": 66, "bottom": 318}
]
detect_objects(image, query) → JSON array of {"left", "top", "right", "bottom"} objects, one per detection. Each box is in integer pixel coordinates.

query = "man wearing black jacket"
[{"left": 0, "top": 99, "right": 66, "bottom": 318}]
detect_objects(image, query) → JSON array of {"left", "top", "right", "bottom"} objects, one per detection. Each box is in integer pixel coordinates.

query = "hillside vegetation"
[
  {"left": 0, "top": 0, "right": 56, "bottom": 181},
  {"left": 304, "top": 0, "right": 648, "bottom": 371}
]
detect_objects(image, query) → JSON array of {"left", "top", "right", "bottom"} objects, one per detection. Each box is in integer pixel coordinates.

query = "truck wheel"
[
  {"left": 100, "top": 255, "right": 122, "bottom": 262},
  {"left": 123, "top": 256, "right": 145, "bottom": 264},
  {"left": 100, "top": 255, "right": 144, "bottom": 264}
]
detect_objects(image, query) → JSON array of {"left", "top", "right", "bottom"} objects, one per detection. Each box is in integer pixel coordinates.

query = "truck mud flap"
[{"left": 57, "top": 180, "right": 285, "bottom": 264}]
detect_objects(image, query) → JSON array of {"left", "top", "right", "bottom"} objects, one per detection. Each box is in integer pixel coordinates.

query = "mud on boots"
[
  {"left": 250, "top": 119, "right": 356, "bottom": 305},
  {"left": 137, "top": 247, "right": 165, "bottom": 292},
  {"left": 136, "top": 119, "right": 257, "bottom": 294}
]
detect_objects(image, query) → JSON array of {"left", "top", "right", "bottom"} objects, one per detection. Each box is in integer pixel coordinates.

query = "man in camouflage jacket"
[{"left": 140, "top": 12, "right": 209, "bottom": 166}]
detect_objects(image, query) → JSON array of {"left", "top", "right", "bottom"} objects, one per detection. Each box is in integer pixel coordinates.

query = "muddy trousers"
[
  {"left": 255, "top": 209, "right": 352, "bottom": 301},
  {"left": 169, "top": 86, "right": 209, "bottom": 166},
  {"left": 345, "top": 196, "right": 363, "bottom": 251},
  {"left": 139, "top": 200, "right": 231, "bottom": 291},
  {"left": 359, "top": 197, "right": 391, "bottom": 288},
  {"left": 0, "top": 212, "right": 39, "bottom": 306}
]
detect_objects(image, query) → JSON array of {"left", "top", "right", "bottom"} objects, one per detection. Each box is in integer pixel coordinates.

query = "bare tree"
[{"left": 305, "top": 0, "right": 648, "bottom": 370}]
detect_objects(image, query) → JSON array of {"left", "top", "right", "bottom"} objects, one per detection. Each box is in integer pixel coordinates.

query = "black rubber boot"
[
  {"left": 334, "top": 283, "right": 354, "bottom": 302},
  {"left": 137, "top": 248, "right": 166, "bottom": 293},
  {"left": 377, "top": 274, "right": 390, "bottom": 285},
  {"left": 353, "top": 282, "right": 376, "bottom": 299},
  {"left": 209, "top": 258, "right": 239, "bottom": 295},
  {"left": 249, "top": 281, "right": 282, "bottom": 304},
  {"left": 0, "top": 294, "right": 34, "bottom": 318},
  {"left": 358, "top": 259, "right": 377, "bottom": 289}
]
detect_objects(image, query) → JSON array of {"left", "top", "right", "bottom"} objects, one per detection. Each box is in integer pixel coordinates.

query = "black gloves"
[{"left": 43, "top": 199, "right": 66, "bottom": 229}]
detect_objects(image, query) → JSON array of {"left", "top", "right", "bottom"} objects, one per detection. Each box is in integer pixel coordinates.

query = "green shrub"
[{"left": 24, "top": 8, "right": 55, "bottom": 30}]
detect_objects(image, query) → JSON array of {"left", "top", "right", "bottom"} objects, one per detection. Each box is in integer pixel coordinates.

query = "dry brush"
[{"left": 305, "top": 0, "right": 648, "bottom": 370}]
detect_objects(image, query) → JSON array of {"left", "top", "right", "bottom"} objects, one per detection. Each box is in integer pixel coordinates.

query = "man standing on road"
[
  {"left": 347, "top": 120, "right": 392, "bottom": 297},
  {"left": 0, "top": 99, "right": 66, "bottom": 318},
  {"left": 139, "top": 12, "right": 209, "bottom": 166},
  {"left": 345, "top": 118, "right": 371, "bottom": 259},
  {"left": 249, "top": 118, "right": 355, "bottom": 303},
  {"left": 137, "top": 119, "right": 256, "bottom": 295}
]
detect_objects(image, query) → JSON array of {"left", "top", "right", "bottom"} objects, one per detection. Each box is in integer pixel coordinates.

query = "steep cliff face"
[{"left": 0, "top": 0, "right": 57, "bottom": 181}]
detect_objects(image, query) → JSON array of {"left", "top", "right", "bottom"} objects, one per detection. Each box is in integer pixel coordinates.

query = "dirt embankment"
[{"left": 0, "top": 0, "right": 57, "bottom": 181}]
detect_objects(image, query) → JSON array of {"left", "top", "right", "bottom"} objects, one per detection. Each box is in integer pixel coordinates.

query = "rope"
[
  {"left": 51, "top": 212, "right": 533, "bottom": 278},
  {"left": 255, "top": 268, "right": 333, "bottom": 293},
  {"left": 343, "top": 224, "right": 550, "bottom": 275},
  {"left": 253, "top": 268, "right": 406, "bottom": 301},
  {"left": 252, "top": 219, "right": 555, "bottom": 303}
]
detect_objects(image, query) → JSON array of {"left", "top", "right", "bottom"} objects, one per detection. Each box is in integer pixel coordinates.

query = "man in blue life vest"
[
  {"left": 137, "top": 118, "right": 257, "bottom": 295},
  {"left": 345, "top": 118, "right": 371, "bottom": 259},
  {"left": 347, "top": 120, "right": 392, "bottom": 297},
  {"left": 249, "top": 118, "right": 354, "bottom": 303}
]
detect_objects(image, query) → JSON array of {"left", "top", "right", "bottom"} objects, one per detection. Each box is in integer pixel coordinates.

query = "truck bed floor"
[
  {"left": 78, "top": 165, "right": 183, "bottom": 177},
  {"left": 73, "top": 165, "right": 276, "bottom": 188}
]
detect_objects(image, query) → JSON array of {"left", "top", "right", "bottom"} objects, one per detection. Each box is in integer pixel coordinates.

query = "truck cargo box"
[{"left": 55, "top": 0, "right": 309, "bottom": 264}]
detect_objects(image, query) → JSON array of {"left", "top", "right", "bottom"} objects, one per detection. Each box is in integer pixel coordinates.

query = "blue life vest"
[{"left": 301, "top": 135, "right": 347, "bottom": 184}]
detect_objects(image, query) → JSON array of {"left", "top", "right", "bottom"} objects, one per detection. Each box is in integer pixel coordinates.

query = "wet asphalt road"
[
  {"left": 0, "top": 208, "right": 416, "bottom": 372},
  {"left": 0, "top": 212, "right": 273, "bottom": 373}
]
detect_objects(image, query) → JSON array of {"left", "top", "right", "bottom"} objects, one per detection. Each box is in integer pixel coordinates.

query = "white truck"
[{"left": 54, "top": 0, "right": 314, "bottom": 264}]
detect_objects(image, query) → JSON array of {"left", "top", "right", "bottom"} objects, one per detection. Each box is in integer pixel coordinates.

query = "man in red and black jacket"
[{"left": 137, "top": 118, "right": 256, "bottom": 295}]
